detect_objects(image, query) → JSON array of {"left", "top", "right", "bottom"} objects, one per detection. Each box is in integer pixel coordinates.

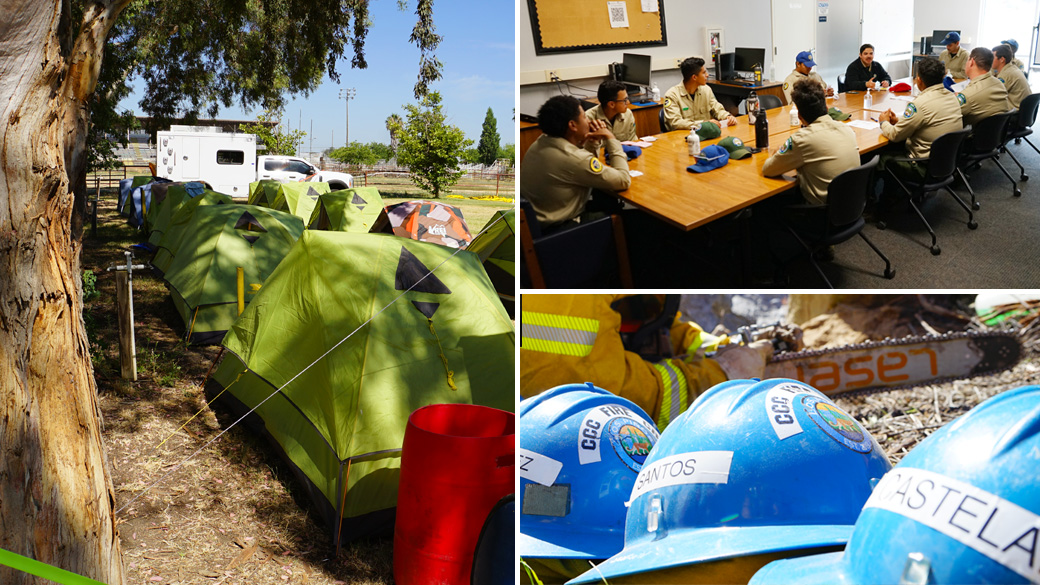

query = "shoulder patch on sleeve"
[
  {"left": 957, "top": 93, "right": 967, "bottom": 106},
  {"left": 903, "top": 103, "right": 917, "bottom": 119},
  {"left": 999, "top": 77, "right": 1006, "bottom": 84},
  {"left": 783, "top": 82, "right": 789, "bottom": 90},
  {"left": 664, "top": 98, "right": 672, "bottom": 107},
  {"left": 779, "top": 137, "right": 794, "bottom": 154},
  {"left": 590, "top": 158, "right": 604, "bottom": 173}
]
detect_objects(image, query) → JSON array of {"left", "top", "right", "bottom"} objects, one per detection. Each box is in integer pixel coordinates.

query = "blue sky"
[{"left": 120, "top": 0, "right": 515, "bottom": 151}]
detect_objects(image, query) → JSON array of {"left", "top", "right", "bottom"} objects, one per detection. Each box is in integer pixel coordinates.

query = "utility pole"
[{"left": 338, "top": 87, "right": 356, "bottom": 147}]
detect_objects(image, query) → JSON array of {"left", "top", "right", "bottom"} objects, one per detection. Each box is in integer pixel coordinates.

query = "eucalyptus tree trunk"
[{"left": 0, "top": 1, "right": 128, "bottom": 583}]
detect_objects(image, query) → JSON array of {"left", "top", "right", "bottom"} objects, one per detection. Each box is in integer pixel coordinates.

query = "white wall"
[
  {"left": 914, "top": 0, "right": 983, "bottom": 49},
  {"left": 815, "top": 0, "right": 863, "bottom": 90},
  {"left": 519, "top": 0, "right": 772, "bottom": 115}
]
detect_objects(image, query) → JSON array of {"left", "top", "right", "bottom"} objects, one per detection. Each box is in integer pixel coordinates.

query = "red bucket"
[{"left": 393, "top": 403, "right": 515, "bottom": 585}]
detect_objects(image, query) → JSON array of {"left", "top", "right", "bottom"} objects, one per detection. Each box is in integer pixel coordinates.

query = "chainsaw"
[{"left": 735, "top": 324, "right": 1022, "bottom": 396}]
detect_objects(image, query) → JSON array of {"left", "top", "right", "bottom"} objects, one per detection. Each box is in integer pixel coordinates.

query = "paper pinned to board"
[
  {"left": 641, "top": 0, "right": 659, "bottom": 12},
  {"left": 608, "top": 1, "right": 630, "bottom": 27}
]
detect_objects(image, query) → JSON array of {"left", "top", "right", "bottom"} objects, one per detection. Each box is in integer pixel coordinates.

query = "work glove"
[{"left": 713, "top": 339, "right": 773, "bottom": 380}]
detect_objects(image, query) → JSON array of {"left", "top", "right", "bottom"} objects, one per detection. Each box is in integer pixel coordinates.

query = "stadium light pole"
[{"left": 338, "top": 88, "right": 356, "bottom": 147}]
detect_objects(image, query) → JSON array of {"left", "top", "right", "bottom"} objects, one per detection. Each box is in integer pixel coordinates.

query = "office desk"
[
  {"left": 708, "top": 80, "right": 787, "bottom": 115},
  {"left": 616, "top": 100, "right": 889, "bottom": 231},
  {"left": 520, "top": 121, "right": 540, "bottom": 164}
]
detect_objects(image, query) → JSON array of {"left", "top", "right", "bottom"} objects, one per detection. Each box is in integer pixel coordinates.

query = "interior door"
[{"left": 771, "top": 0, "right": 817, "bottom": 81}]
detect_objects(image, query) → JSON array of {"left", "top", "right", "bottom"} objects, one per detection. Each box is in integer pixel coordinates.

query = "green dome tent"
[
  {"left": 270, "top": 182, "right": 330, "bottom": 221},
  {"left": 307, "top": 188, "right": 387, "bottom": 233},
  {"left": 247, "top": 180, "right": 282, "bottom": 207},
  {"left": 145, "top": 182, "right": 209, "bottom": 242},
  {"left": 206, "top": 231, "right": 514, "bottom": 543},
  {"left": 165, "top": 205, "right": 304, "bottom": 344},
  {"left": 150, "top": 190, "right": 235, "bottom": 276},
  {"left": 466, "top": 209, "right": 515, "bottom": 312}
]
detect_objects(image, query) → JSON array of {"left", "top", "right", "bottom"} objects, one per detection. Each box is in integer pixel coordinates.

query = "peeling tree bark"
[{"left": 0, "top": 1, "right": 130, "bottom": 583}]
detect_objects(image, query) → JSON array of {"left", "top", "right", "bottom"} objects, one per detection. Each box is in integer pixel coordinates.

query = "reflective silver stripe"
[
  {"left": 660, "top": 361, "right": 683, "bottom": 423},
  {"left": 522, "top": 323, "right": 597, "bottom": 347}
]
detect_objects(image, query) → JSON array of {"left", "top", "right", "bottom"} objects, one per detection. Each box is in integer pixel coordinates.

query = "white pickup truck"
[{"left": 257, "top": 155, "right": 354, "bottom": 190}]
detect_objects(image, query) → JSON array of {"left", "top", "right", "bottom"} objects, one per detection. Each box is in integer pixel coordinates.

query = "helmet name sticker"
[
  {"left": 803, "top": 395, "right": 874, "bottom": 453},
  {"left": 765, "top": 382, "right": 826, "bottom": 440},
  {"left": 627, "top": 450, "right": 733, "bottom": 505},
  {"left": 578, "top": 404, "right": 659, "bottom": 470},
  {"left": 518, "top": 447, "right": 564, "bottom": 487},
  {"left": 865, "top": 467, "right": 1040, "bottom": 582}
]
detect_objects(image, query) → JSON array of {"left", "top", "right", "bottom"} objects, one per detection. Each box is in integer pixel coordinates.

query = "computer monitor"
[
  {"left": 931, "top": 30, "right": 960, "bottom": 53},
  {"left": 718, "top": 52, "right": 737, "bottom": 80},
  {"left": 733, "top": 47, "right": 766, "bottom": 74},
  {"left": 621, "top": 53, "right": 652, "bottom": 94}
]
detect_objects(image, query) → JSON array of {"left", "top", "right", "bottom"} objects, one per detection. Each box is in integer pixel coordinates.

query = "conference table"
[{"left": 614, "top": 91, "right": 913, "bottom": 231}]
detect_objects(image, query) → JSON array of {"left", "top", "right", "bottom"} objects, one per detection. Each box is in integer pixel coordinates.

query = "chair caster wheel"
[
  {"left": 884, "top": 268, "right": 896, "bottom": 279},
  {"left": 968, "top": 220, "right": 978, "bottom": 230},
  {"left": 931, "top": 245, "right": 941, "bottom": 256},
  {"left": 1022, "top": 174, "right": 1029, "bottom": 181},
  {"left": 1014, "top": 188, "right": 1022, "bottom": 197},
  {"left": 877, "top": 221, "right": 887, "bottom": 230},
  {"left": 972, "top": 201, "right": 980, "bottom": 210}
]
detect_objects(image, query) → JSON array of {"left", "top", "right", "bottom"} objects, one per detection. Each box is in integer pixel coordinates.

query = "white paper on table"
[
  {"left": 950, "top": 80, "right": 969, "bottom": 93},
  {"left": 639, "top": 136, "right": 658, "bottom": 142},
  {"left": 629, "top": 170, "right": 644, "bottom": 177},
  {"left": 622, "top": 140, "right": 654, "bottom": 148},
  {"left": 607, "top": 1, "right": 629, "bottom": 27},
  {"left": 848, "top": 119, "right": 880, "bottom": 130},
  {"left": 641, "top": 0, "right": 658, "bottom": 11}
]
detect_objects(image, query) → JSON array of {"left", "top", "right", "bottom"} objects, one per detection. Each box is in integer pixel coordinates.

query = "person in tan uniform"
[
  {"left": 877, "top": 57, "right": 963, "bottom": 181},
  {"left": 782, "top": 50, "right": 833, "bottom": 102},
  {"left": 957, "top": 47, "right": 1011, "bottom": 127},
  {"left": 662, "top": 57, "right": 737, "bottom": 131},
  {"left": 993, "top": 44, "right": 1030, "bottom": 109},
  {"left": 938, "top": 31, "right": 968, "bottom": 79},
  {"left": 520, "top": 95, "right": 631, "bottom": 230},
  {"left": 584, "top": 79, "right": 638, "bottom": 156},
  {"left": 1002, "top": 39, "right": 1027, "bottom": 74},
  {"left": 761, "top": 79, "right": 859, "bottom": 205}
]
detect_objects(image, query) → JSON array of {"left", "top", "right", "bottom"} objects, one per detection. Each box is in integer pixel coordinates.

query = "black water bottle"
[{"left": 755, "top": 105, "right": 769, "bottom": 149}]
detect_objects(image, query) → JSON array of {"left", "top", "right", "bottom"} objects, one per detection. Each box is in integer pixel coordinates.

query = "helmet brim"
[
  {"left": 749, "top": 551, "right": 851, "bottom": 584},
  {"left": 518, "top": 526, "right": 622, "bottom": 561},
  {"left": 567, "top": 524, "right": 852, "bottom": 584}
]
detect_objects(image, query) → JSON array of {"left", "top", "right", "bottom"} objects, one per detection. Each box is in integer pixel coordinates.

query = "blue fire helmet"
[
  {"left": 569, "top": 378, "right": 892, "bottom": 584},
  {"left": 519, "top": 382, "right": 661, "bottom": 561},
  {"left": 751, "top": 385, "right": 1040, "bottom": 585}
]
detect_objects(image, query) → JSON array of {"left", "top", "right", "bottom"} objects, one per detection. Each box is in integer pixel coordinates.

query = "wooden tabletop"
[{"left": 616, "top": 92, "right": 899, "bottom": 231}]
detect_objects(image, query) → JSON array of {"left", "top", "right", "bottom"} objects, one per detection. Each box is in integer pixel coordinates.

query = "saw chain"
[{"left": 762, "top": 330, "right": 1022, "bottom": 397}]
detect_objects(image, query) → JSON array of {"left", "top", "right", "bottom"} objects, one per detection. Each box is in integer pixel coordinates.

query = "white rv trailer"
[{"left": 156, "top": 126, "right": 256, "bottom": 195}]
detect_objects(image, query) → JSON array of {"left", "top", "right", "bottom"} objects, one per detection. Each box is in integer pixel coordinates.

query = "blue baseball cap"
[
  {"left": 687, "top": 144, "right": 729, "bottom": 173},
  {"left": 1002, "top": 38, "right": 1019, "bottom": 51},
  {"left": 796, "top": 51, "right": 816, "bottom": 67},
  {"left": 940, "top": 31, "right": 960, "bottom": 45}
]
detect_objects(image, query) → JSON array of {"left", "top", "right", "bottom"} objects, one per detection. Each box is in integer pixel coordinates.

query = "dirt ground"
[{"left": 82, "top": 191, "right": 506, "bottom": 584}]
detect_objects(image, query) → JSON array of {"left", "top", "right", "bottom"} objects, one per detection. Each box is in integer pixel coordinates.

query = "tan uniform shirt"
[
  {"left": 880, "top": 84, "right": 963, "bottom": 159},
  {"left": 761, "top": 116, "right": 859, "bottom": 205},
  {"left": 584, "top": 105, "right": 638, "bottom": 156},
  {"left": 957, "top": 71, "right": 1011, "bottom": 126},
  {"left": 1012, "top": 57, "right": 1027, "bottom": 72},
  {"left": 997, "top": 63, "right": 1030, "bottom": 109},
  {"left": 782, "top": 69, "right": 827, "bottom": 102},
  {"left": 663, "top": 83, "right": 729, "bottom": 131},
  {"left": 520, "top": 134, "right": 631, "bottom": 227},
  {"left": 940, "top": 49, "right": 968, "bottom": 79}
]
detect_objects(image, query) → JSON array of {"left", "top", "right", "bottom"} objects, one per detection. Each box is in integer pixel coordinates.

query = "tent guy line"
[{"left": 114, "top": 212, "right": 510, "bottom": 516}]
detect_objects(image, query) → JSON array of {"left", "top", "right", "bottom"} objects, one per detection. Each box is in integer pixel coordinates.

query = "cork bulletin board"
[{"left": 528, "top": 0, "right": 667, "bottom": 55}]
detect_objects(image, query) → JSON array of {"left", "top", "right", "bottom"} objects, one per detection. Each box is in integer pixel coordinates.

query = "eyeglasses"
[{"left": 613, "top": 97, "right": 631, "bottom": 104}]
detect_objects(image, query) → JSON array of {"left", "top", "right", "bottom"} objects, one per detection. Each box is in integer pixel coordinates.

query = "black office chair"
[
  {"left": 519, "top": 198, "right": 634, "bottom": 288},
  {"left": 957, "top": 110, "right": 1020, "bottom": 199},
  {"left": 737, "top": 94, "right": 783, "bottom": 114},
  {"left": 659, "top": 107, "right": 668, "bottom": 132},
  {"left": 880, "top": 128, "right": 975, "bottom": 256},
  {"left": 782, "top": 156, "right": 894, "bottom": 288},
  {"left": 837, "top": 74, "right": 847, "bottom": 94},
  {"left": 1002, "top": 93, "right": 1040, "bottom": 181}
]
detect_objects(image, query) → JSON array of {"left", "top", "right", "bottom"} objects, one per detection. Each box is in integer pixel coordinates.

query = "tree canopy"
[
  {"left": 392, "top": 92, "right": 472, "bottom": 198},
  {"left": 239, "top": 110, "right": 307, "bottom": 156},
  {"left": 477, "top": 107, "right": 500, "bottom": 167}
]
